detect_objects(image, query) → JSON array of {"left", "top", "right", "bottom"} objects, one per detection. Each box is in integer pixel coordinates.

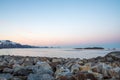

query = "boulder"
[
  {"left": 105, "top": 56, "right": 113, "bottom": 62},
  {"left": 21, "top": 58, "right": 34, "bottom": 66},
  {"left": 71, "top": 63, "right": 80, "bottom": 74},
  {"left": 79, "top": 65, "right": 91, "bottom": 72},
  {"left": 9, "top": 59, "right": 17, "bottom": 65},
  {"left": 52, "top": 58, "right": 62, "bottom": 63},
  {"left": 75, "top": 72, "right": 97, "bottom": 80},
  {"left": 28, "top": 73, "right": 54, "bottom": 80},
  {"left": 0, "top": 77, "right": 7, "bottom": 80},
  {"left": 112, "top": 67, "right": 120, "bottom": 79},
  {"left": 12, "top": 64, "right": 23, "bottom": 73},
  {"left": 0, "top": 73, "right": 13, "bottom": 80},
  {"left": 36, "top": 61, "right": 52, "bottom": 70},
  {"left": 49, "top": 62, "right": 60, "bottom": 72},
  {"left": 105, "top": 51, "right": 120, "bottom": 59},
  {"left": 55, "top": 66, "right": 71, "bottom": 79},
  {"left": 3, "top": 68, "right": 13, "bottom": 73},
  {"left": 91, "top": 72, "right": 103, "bottom": 79},
  {"left": 0, "top": 61, "right": 8, "bottom": 67},
  {"left": 32, "top": 65, "right": 53, "bottom": 75},
  {"left": 11, "top": 76, "right": 27, "bottom": 80},
  {"left": 57, "top": 76, "right": 76, "bottom": 80},
  {"left": 13, "top": 68, "right": 33, "bottom": 76}
]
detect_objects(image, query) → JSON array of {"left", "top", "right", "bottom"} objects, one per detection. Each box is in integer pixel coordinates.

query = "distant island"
[
  {"left": 74, "top": 47, "right": 104, "bottom": 50},
  {"left": 0, "top": 40, "right": 51, "bottom": 49}
]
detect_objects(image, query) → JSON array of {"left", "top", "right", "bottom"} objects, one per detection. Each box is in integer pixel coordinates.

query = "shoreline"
[{"left": 0, "top": 51, "right": 120, "bottom": 80}]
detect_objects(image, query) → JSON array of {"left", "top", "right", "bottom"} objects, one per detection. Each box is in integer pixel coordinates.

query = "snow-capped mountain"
[
  {"left": 0, "top": 40, "right": 39, "bottom": 48},
  {"left": 0, "top": 40, "right": 18, "bottom": 45}
]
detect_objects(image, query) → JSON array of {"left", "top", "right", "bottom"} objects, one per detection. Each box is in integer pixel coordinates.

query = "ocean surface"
[{"left": 0, "top": 48, "right": 119, "bottom": 59}]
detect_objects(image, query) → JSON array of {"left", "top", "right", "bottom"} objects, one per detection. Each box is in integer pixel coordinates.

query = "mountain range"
[{"left": 0, "top": 40, "right": 39, "bottom": 48}]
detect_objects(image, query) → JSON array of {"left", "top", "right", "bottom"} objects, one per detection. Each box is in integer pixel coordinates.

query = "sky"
[{"left": 0, "top": 0, "right": 120, "bottom": 48}]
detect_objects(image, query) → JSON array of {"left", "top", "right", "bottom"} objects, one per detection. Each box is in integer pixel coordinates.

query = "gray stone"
[
  {"left": 52, "top": 58, "right": 62, "bottom": 63},
  {"left": 0, "top": 77, "right": 7, "bottom": 80},
  {"left": 11, "top": 76, "right": 27, "bottom": 80},
  {"left": 71, "top": 63, "right": 80, "bottom": 74},
  {"left": 106, "top": 57, "right": 113, "bottom": 62},
  {"left": 0, "top": 73, "right": 13, "bottom": 80},
  {"left": 13, "top": 68, "right": 33, "bottom": 76},
  {"left": 106, "top": 51, "right": 120, "bottom": 59},
  {"left": 36, "top": 61, "right": 52, "bottom": 70},
  {"left": 32, "top": 65, "right": 53, "bottom": 75},
  {"left": 3, "top": 68, "right": 13, "bottom": 73},
  {"left": 55, "top": 66, "right": 71, "bottom": 79},
  {"left": 0, "top": 61, "right": 8, "bottom": 67},
  {"left": 13, "top": 64, "right": 23, "bottom": 73},
  {"left": 28, "top": 73, "right": 54, "bottom": 80}
]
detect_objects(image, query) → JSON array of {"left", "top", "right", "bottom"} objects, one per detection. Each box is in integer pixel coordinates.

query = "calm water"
[{"left": 0, "top": 48, "right": 119, "bottom": 59}]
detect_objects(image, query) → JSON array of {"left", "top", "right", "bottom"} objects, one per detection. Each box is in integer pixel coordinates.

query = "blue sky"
[{"left": 0, "top": 0, "right": 120, "bottom": 48}]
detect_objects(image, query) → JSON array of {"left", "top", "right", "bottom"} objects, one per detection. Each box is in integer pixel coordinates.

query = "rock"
[
  {"left": 79, "top": 65, "right": 91, "bottom": 72},
  {"left": 33, "top": 57, "right": 39, "bottom": 64},
  {"left": 13, "top": 64, "right": 22, "bottom": 69},
  {"left": 3, "top": 55, "right": 12, "bottom": 63},
  {"left": 87, "top": 70, "right": 103, "bottom": 79},
  {"left": 105, "top": 56, "right": 113, "bottom": 62},
  {"left": 0, "top": 73, "right": 13, "bottom": 80},
  {"left": 9, "top": 58, "right": 24, "bottom": 65},
  {"left": 82, "top": 59, "right": 88, "bottom": 63},
  {"left": 0, "top": 54, "right": 119, "bottom": 80},
  {"left": 12, "top": 64, "right": 33, "bottom": 76},
  {"left": 0, "top": 61, "right": 8, "bottom": 67},
  {"left": 36, "top": 61, "right": 52, "bottom": 70},
  {"left": 65, "top": 62, "right": 74, "bottom": 69},
  {"left": 3, "top": 68, "right": 13, "bottom": 73},
  {"left": 112, "top": 67, "right": 120, "bottom": 79},
  {"left": 49, "top": 62, "right": 60, "bottom": 72},
  {"left": 9, "top": 59, "right": 17, "bottom": 65},
  {"left": 21, "top": 58, "right": 34, "bottom": 66},
  {"left": 40, "top": 57, "right": 50, "bottom": 62},
  {"left": 28, "top": 73, "right": 54, "bottom": 80},
  {"left": 11, "top": 77, "right": 22, "bottom": 80},
  {"left": 52, "top": 58, "right": 62, "bottom": 63},
  {"left": 13, "top": 64, "right": 23, "bottom": 73},
  {"left": 57, "top": 76, "right": 76, "bottom": 80},
  {"left": 0, "top": 77, "right": 7, "bottom": 80},
  {"left": 106, "top": 51, "right": 120, "bottom": 59},
  {"left": 75, "top": 72, "right": 97, "bottom": 80},
  {"left": 113, "top": 67, "right": 120, "bottom": 73},
  {"left": 57, "top": 76, "right": 68, "bottom": 80},
  {"left": 91, "top": 63, "right": 116, "bottom": 79},
  {"left": 31, "top": 65, "right": 53, "bottom": 75},
  {"left": 78, "top": 61, "right": 84, "bottom": 65},
  {"left": 13, "top": 68, "right": 33, "bottom": 76},
  {"left": 71, "top": 63, "right": 80, "bottom": 74},
  {"left": 55, "top": 66, "right": 71, "bottom": 79},
  {"left": 11, "top": 76, "right": 27, "bottom": 80},
  {"left": 91, "top": 66, "right": 98, "bottom": 73}
]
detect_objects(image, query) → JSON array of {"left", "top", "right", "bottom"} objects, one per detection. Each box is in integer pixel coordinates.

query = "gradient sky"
[{"left": 0, "top": 0, "right": 120, "bottom": 48}]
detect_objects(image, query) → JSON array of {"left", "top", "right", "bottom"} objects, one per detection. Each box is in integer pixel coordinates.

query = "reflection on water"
[{"left": 0, "top": 48, "right": 119, "bottom": 59}]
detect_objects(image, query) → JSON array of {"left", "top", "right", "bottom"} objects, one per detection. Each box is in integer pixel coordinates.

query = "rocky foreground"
[{"left": 0, "top": 51, "right": 120, "bottom": 80}]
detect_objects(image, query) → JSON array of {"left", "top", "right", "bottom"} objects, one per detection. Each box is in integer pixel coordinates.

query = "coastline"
[{"left": 0, "top": 51, "right": 120, "bottom": 80}]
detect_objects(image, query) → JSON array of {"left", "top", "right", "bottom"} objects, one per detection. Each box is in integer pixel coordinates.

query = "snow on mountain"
[
  {"left": 0, "top": 40, "right": 18, "bottom": 45},
  {"left": 0, "top": 40, "right": 39, "bottom": 48}
]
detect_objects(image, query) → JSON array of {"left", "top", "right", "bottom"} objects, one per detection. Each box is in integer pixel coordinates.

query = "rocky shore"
[{"left": 0, "top": 51, "right": 120, "bottom": 80}]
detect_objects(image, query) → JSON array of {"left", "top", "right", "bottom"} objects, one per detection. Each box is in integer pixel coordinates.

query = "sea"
[{"left": 0, "top": 48, "right": 119, "bottom": 59}]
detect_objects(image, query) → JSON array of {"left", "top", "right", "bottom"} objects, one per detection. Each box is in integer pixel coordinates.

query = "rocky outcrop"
[
  {"left": 105, "top": 51, "right": 120, "bottom": 59},
  {"left": 0, "top": 51, "right": 119, "bottom": 80}
]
